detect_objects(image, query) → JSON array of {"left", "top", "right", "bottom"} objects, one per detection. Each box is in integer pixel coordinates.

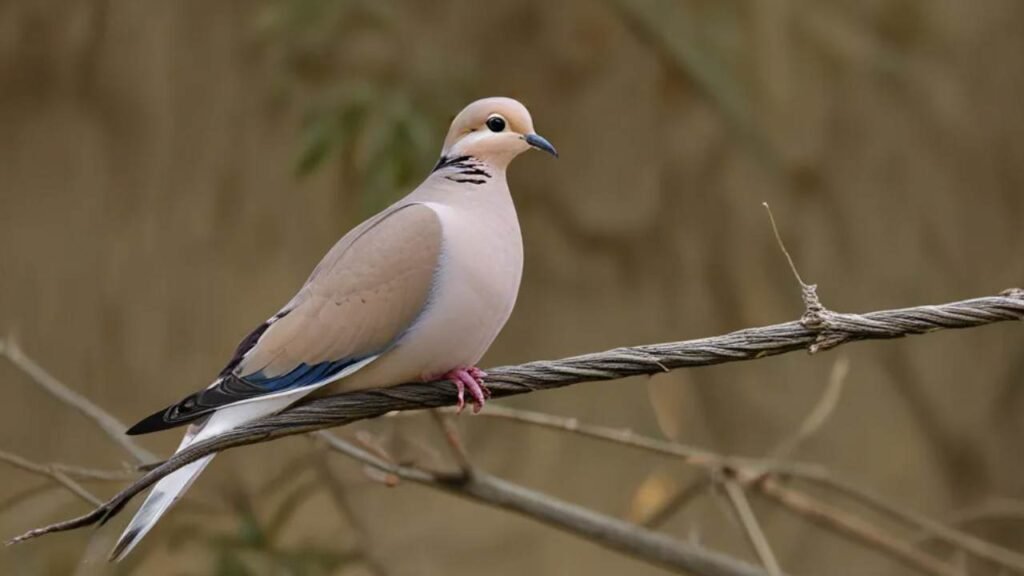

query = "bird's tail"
[
  {"left": 109, "top": 387, "right": 309, "bottom": 561},
  {"left": 109, "top": 384, "right": 327, "bottom": 561},
  {"left": 109, "top": 423, "right": 214, "bottom": 562}
]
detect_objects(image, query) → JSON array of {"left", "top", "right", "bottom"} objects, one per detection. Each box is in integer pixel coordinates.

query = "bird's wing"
[{"left": 127, "top": 202, "right": 444, "bottom": 434}]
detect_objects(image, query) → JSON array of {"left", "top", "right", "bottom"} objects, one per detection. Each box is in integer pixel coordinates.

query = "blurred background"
[{"left": 1, "top": 1, "right": 1023, "bottom": 575}]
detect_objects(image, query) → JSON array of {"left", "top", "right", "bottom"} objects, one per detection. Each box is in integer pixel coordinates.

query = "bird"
[{"left": 109, "top": 97, "right": 557, "bottom": 561}]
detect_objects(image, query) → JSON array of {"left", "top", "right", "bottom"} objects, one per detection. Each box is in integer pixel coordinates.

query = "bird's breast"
[
  {"left": 335, "top": 194, "right": 523, "bottom": 391},
  {"left": 418, "top": 198, "right": 524, "bottom": 358}
]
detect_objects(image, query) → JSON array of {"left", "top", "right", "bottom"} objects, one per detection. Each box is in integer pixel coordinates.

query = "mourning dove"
[{"left": 110, "top": 97, "right": 557, "bottom": 560}]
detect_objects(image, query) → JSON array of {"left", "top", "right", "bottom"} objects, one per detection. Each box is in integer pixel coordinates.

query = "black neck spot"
[
  {"left": 433, "top": 155, "right": 473, "bottom": 172},
  {"left": 432, "top": 154, "right": 492, "bottom": 185}
]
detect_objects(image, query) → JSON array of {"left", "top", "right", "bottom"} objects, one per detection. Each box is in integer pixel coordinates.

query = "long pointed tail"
[
  {"left": 109, "top": 385, "right": 322, "bottom": 561},
  {"left": 109, "top": 451, "right": 215, "bottom": 561}
]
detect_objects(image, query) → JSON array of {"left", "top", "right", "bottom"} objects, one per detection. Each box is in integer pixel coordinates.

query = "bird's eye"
[{"left": 486, "top": 116, "right": 506, "bottom": 132}]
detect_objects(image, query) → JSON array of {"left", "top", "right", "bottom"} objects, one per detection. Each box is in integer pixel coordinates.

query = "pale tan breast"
[{"left": 329, "top": 178, "right": 523, "bottom": 392}]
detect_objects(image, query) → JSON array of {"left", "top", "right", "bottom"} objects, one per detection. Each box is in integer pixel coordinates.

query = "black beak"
[{"left": 525, "top": 133, "right": 558, "bottom": 158}]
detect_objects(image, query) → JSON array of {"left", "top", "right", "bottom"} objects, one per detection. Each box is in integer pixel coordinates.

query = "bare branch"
[
  {"left": 768, "top": 355, "right": 848, "bottom": 460},
  {"left": 430, "top": 410, "right": 473, "bottom": 475},
  {"left": 762, "top": 202, "right": 824, "bottom": 319},
  {"left": 317, "top": 432, "right": 773, "bottom": 576},
  {"left": 802, "top": 474, "right": 1024, "bottom": 572},
  {"left": 756, "top": 478, "right": 961, "bottom": 576},
  {"left": 456, "top": 405, "right": 829, "bottom": 486},
  {"left": 414, "top": 405, "right": 1024, "bottom": 575},
  {"left": 8, "top": 289, "right": 1023, "bottom": 546},
  {"left": 723, "top": 480, "right": 782, "bottom": 576},
  {"left": 0, "top": 485, "right": 63, "bottom": 517},
  {"left": 46, "top": 464, "right": 136, "bottom": 482},
  {"left": 0, "top": 338, "right": 156, "bottom": 464},
  {"left": 942, "top": 498, "right": 1024, "bottom": 529},
  {"left": 0, "top": 449, "right": 101, "bottom": 507},
  {"left": 641, "top": 477, "right": 712, "bottom": 528},
  {"left": 309, "top": 449, "right": 392, "bottom": 576},
  {"left": 762, "top": 202, "right": 809, "bottom": 290},
  {"left": 461, "top": 405, "right": 740, "bottom": 469},
  {"left": 641, "top": 355, "right": 847, "bottom": 530}
]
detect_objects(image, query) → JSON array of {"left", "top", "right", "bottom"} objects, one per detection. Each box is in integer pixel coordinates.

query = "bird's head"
[{"left": 440, "top": 97, "right": 557, "bottom": 169}]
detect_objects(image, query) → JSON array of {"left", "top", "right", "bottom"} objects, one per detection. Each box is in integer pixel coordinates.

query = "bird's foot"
[{"left": 442, "top": 366, "right": 490, "bottom": 414}]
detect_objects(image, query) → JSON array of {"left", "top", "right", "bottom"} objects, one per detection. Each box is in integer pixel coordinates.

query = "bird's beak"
[{"left": 525, "top": 133, "right": 558, "bottom": 158}]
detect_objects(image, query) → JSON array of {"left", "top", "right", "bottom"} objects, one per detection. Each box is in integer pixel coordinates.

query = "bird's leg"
[{"left": 441, "top": 367, "right": 490, "bottom": 414}]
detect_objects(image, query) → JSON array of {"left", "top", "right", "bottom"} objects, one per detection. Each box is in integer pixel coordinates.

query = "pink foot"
[{"left": 442, "top": 366, "right": 490, "bottom": 414}]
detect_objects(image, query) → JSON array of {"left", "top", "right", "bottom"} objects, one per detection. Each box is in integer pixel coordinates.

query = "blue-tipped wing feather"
[{"left": 126, "top": 356, "right": 370, "bottom": 435}]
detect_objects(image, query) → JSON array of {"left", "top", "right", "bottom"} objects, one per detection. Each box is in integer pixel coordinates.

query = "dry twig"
[
  {"left": 722, "top": 480, "right": 782, "bottom": 576},
  {"left": 0, "top": 449, "right": 101, "bottom": 507},
  {"left": 430, "top": 410, "right": 473, "bottom": 474},
  {"left": 1, "top": 338, "right": 155, "bottom": 464},
  {"left": 941, "top": 498, "right": 1024, "bottom": 530},
  {"left": 311, "top": 452, "right": 392, "bottom": 576},
  {"left": 642, "top": 477, "right": 712, "bottom": 528},
  {"left": 756, "top": 478, "right": 962, "bottom": 576},
  {"left": 317, "top": 432, "right": 773, "bottom": 576},
  {"left": 802, "top": 474, "right": 1024, "bottom": 572},
  {"left": 423, "top": 404, "right": 1024, "bottom": 576},
  {"left": 767, "top": 356, "right": 848, "bottom": 460}
]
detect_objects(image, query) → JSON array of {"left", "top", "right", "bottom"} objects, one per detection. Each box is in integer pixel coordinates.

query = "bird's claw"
[{"left": 444, "top": 367, "right": 490, "bottom": 413}]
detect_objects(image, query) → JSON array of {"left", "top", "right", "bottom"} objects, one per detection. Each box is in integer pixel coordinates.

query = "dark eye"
[{"left": 486, "top": 116, "right": 506, "bottom": 132}]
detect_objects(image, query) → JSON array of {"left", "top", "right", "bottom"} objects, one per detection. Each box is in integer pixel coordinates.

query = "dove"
[{"left": 110, "top": 97, "right": 557, "bottom": 561}]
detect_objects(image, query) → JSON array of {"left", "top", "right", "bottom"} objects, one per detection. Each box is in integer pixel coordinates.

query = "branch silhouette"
[
  {"left": 8, "top": 288, "right": 1023, "bottom": 550},
  {"left": 316, "top": 432, "right": 772, "bottom": 576}
]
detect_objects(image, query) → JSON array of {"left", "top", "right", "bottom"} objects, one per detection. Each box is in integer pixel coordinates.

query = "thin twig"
[
  {"left": 768, "top": 355, "right": 848, "bottom": 460},
  {"left": 7, "top": 290, "right": 1024, "bottom": 550},
  {"left": 317, "top": 432, "right": 773, "bottom": 576},
  {"left": 801, "top": 474, "right": 1024, "bottom": 572},
  {"left": 642, "top": 477, "right": 712, "bottom": 528},
  {"left": 0, "top": 484, "right": 62, "bottom": 516},
  {"left": 446, "top": 405, "right": 827, "bottom": 480},
  {"left": 941, "top": 498, "right": 1024, "bottom": 529},
  {"left": 756, "top": 478, "right": 961, "bottom": 576},
  {"left": 763, "top": 202, "right": 809, "bottom": 289},
  {"left": 331, "top": 431, "right": 402, "bottom": 487},
  {"left": 0, "top": 338, "right": 155, "bottom": 464},
  {"left": 253, "top": 450, "right": 325, "bottom": 499},
  {"left": 462, "top": 409, "right": 971, "bottom": 575},
  {"left": 762, "top": 202, "right": 825, "bottom": 320},
  {"left": 408, "top": 405, "right": 1024, "bottom": 575},
  {"left": 723, "top": 480, "right": 782, "bottom": 576},
  {"left": 460, "top": 405, "right": 732, "bottom": 467},
  {"left": 312, "top": 456, "right": 391, "bottom": 576},
  {"left": 0, "top": 449, "right": 101, "bottom": 506},
  {"left": 640, "top": 355, "right": 848, "bottom": 528},
  {"left": 353, "top": 430, "right": 400, "bottom": 467},
  {"left": 48, "top": 464, "right": 136, "bottom": 482},
  {"left": 430, "top": 410, "right": 473, "bottom": 475}
]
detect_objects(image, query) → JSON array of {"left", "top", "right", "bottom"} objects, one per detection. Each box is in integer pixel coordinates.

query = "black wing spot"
[
  {"left": 126, "top": 311, "right": 291, "bottom": 436},
  {"left": 125, "top": 374, "right": 270, "bottom": 435},
  {"left": 218, "top": 311, "right": 288, "bottom": 377}
]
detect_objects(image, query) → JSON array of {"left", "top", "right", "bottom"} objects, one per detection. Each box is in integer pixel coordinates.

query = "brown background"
[{"left": 1, "top": 1, "right": 1022, "bottom": 575}]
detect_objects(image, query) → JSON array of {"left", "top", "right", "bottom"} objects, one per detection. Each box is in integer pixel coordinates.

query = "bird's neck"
[
  {"left": 432, "top": 152, "right": 499, "bottom": 175},
  {"left": 430, "top": 155, "right": 507, "bottom": 186},
  {"left": 417, "top": 155, "right": 513, "bottom": 213}
]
